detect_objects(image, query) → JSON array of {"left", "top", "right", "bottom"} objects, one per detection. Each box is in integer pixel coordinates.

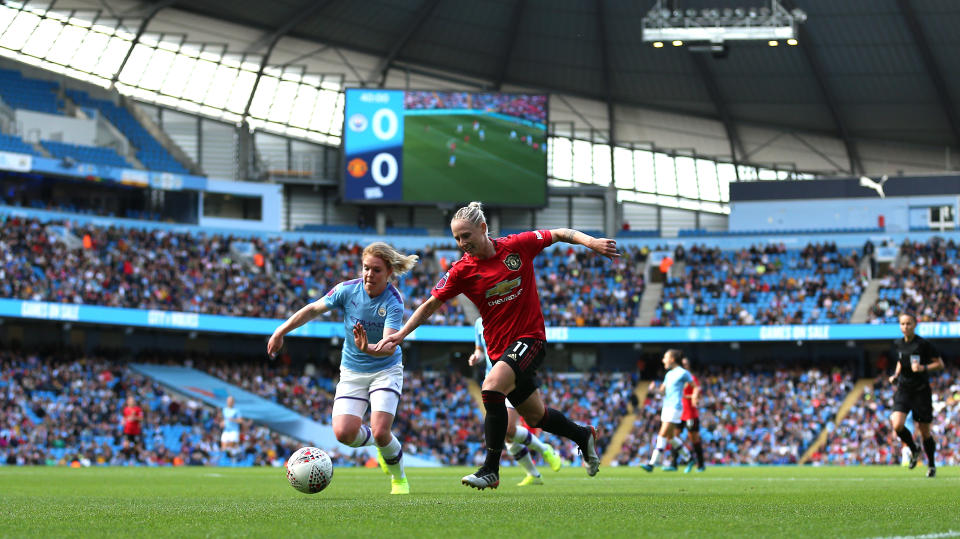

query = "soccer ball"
[{"left": 286, "top": 447, "right": 333, "bottom": 494}]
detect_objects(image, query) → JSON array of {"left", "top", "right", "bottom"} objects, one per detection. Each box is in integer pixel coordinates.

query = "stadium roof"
[{"left": 164, "top": 0, "right": 960, "bottom": 156}]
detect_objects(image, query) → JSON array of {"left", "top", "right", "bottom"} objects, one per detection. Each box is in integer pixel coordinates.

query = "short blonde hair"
[
  {"left": 451, "top": 201, "right": 487, "bottom": 228},
  {"left": 362, "top": 242, "right": 419, "bottom": 276}
]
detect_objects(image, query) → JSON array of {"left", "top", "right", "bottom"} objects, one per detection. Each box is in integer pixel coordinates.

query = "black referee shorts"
[{"left": 893, "top": 388, "right": 933, "bottom": 424}]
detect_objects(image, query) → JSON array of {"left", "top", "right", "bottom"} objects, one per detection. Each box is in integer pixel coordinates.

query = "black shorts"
[
  {"left": 680, "top": 417, "right": 700, "bottom": 432},
  {"left": 124, "top": 433, "right": 140, "bottom": 444},
  {"left": 893, "top": 388, "right": 933, "bottom": 424},
  {"left": 495, "top": 338, "right": 545, "bottom": 407}
]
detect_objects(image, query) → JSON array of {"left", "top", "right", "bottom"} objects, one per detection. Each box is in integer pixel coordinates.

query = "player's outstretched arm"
[
  {"left": 268, "top": 300, "right": 330, "bottom": 358},
  {"left": 549, "top": 228, "right": 619, "bottom": 260},
  {"left": 373, "top": 296, "right": 444, "bottom": 351}
]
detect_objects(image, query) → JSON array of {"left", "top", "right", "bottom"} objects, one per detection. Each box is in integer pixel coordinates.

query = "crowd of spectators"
[
  {"left": 868, "top": 238, "right": 959, "bottom": 323},
  {"left": 404, "top": 91, "right": 547, "bottom": 124},
  {"left": 10, "top": 213, "right": 960, "bottom": 331},
  {"left": 6, "top": 346, "right": 959, "bottom": 470},
  {"left": 0, "top": 215, "right": 646, "bottom": 327},
  {"left": 1, "top": 216, "right": 293, "bottom": 318},
  {"left": 820, "top": 368, "right": 960, "bottom": 466},
  {"left": 393, "top": 370, "right": 481, "bottom": 466},
  {"left": 538, "top": 372, "right": 636, "bottom": 467},
  {"left": 652, "top": 242, "right": 865, "bottom": 327},
  {"left": 0, "top": 349, "right": 368, "bottom": 468},
  {"left": 616, "top": 366, "right": 853, "bottom": 466},
  {"left": 535, "top": 246, "right": 645, "bottom": 327}
]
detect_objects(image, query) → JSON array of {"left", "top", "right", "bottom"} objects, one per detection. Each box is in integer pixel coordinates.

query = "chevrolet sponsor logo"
[{"left": 485, "top": 277, "right": 521, "bottom": 298}]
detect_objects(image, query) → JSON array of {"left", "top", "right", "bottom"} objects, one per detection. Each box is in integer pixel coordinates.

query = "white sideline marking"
[{"left": 867, "top": 531, "right": 960, "bottom": 539}]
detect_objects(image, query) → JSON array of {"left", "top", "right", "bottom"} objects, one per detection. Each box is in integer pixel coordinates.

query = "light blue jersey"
[
  {"left": 474, "top": 317, "right": 493, "bottom": 376},
  {"left": 662, "top": 366, "right": 693, "bottom": 412},
  {"left": 323, "top": 279, "right": 403, "bottom": 373},
  {"left": 223, "top": 407, "right": 240, "bottom": 433}
]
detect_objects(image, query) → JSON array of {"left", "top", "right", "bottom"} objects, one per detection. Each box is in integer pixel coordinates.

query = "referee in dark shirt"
[{"left": 887, "top": 313, "right": 945, "bottom": 477}]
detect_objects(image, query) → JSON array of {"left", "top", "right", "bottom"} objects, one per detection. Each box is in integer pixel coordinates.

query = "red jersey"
[
  {"left": 432, "top": 230, "right": 552, "bottom": 360},
  {"left": 123, "top": 405, "right": 143, "bottom": 435},
  {"left": 681, "top": 374, "right": 700, "bottom": 421}
]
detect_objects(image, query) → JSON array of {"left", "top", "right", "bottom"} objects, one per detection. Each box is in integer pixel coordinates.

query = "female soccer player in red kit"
[{"left": 375, "top": 201, "right": 619, "bottom": 489}]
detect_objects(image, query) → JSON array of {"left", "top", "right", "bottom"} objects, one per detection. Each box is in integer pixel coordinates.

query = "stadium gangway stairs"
[
  {"left": 797, "top": 379, "right": 874, "bottom": 465},
  {"left": 600, "top": 381, "right": 651, "bottom": 467},
  {"left": 130, "top": 364, "right": 440, "bottom": 467}
]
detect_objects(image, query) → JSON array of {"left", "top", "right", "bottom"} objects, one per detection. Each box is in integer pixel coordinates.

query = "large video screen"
[{"left": 342, "top": 89, "right": 547, "bottom": 207}]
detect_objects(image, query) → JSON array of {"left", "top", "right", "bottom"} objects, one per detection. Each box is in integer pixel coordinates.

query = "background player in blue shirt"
[
  {"left": 220, "top": 395, "right": 244, "bottom": 460},
  {"left": 642, "top": 349, "right": 693, "bottom": 472},
  {"left": 469, "top": 317, "right": 562, "bottom": 485},
  {"left": 268, "top": 242, "right": 418, "bottom": 494}
]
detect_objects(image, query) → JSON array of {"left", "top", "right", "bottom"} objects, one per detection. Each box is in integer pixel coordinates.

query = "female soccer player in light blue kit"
[
  {"left": 268, "top": 242, "right": 418, "bottom": 494},
  {"left": 469, "top": 317, "right": 562, "bottom": 485},
  {"left": 642, "top": 349, "right": 693, "bottom": 472}
]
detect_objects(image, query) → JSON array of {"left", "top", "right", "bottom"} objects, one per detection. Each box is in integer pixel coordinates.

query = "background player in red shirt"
[
  {"left": 376, "top": 201, "right": 619, "bottom": 489},
  {"left": 678, "top": 356, "right": 705, "bottom": 472},
  {"left": 121, "top": 395, "right": 144, "bottom": 460}
]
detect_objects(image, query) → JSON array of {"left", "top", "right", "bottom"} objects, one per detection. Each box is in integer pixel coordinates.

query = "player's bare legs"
[
  {"left": 464, "top": 362, "right": 596, "bottom": 490},
  {"left": 332, "top": 414, "right": 367, "bottom": 446},
  {"left": 333, "top": 412, "right": 407, "bottom": 494},
  {"left": 643, "top": 421, "right": 690, "bottom": 472}
]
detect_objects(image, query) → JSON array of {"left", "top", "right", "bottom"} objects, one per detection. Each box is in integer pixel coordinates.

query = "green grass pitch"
[
  {"left": 2, "top": 466, "right": 959, "bottom": 538},
  {"left": 402, "top": 113, "right": 547, "bottom": 206}
]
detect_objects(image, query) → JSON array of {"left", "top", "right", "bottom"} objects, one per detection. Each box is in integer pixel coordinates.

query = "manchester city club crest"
[
  {"left": 378, "top": 306, "right": 386, "bottom": 317},
  {"left": 503, "top": 253, "right": 521, "bottom": 271}
]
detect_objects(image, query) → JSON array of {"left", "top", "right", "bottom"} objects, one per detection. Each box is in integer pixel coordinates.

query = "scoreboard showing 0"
[
  {"left": 342, "top": 88, "right": 548, "bottom": 207},
  {"left": 343, "top": 90, "right": 405, "bottom": 202}
]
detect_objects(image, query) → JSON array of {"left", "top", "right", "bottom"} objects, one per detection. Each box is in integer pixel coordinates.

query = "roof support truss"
[
  {"left": 368, "top": 0, "right": 443, "bottom": 87},
  {"left": 495, "top": 0, "right": 526, "bottom": 90},
  {"left": 244, "top": 0, "right": 333, "bottom": 54},
  {"left": 111, "top": 0, "right": 177, "bottom": 84},
  {"left": 896, "top": 0, "right": 960, "bottom": 148},
  {"left": 690, "top": 53, "right": 745, "bottom": 170}
]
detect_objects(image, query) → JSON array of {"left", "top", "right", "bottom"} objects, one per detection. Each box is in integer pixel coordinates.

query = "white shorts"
[
  {"left": 661, "top": 406, "right": 683, "bottom": 425},
  {"left": 332, "top": 363, "right": 403, "bottom": 418},
  {"left": 221, "top": 431, "right": 239, "bottom": 445}
]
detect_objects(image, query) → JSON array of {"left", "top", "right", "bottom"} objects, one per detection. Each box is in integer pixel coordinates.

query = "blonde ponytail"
[{"left": 363, "top": 242, "right": 419, "bottom": 276}]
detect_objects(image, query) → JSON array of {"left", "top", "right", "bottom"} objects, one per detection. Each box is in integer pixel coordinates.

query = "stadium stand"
[
  {"left": 393, "top": 371, "right": 482, "bottom": 465},
  {"left": 0, "top": 68, "right": 61, "bottom": 115},
  {"left": 40, "top": 140, "right": 131, "bottom": 169},
  {"left": 23, "top": 211, "right": 960, "bottom": 329},
  {"left": 539, "top": 372, "right": 636, "bottom": 466},
  {"left": 615, "top": 366, "right": 853, "bottom": 466},
  {"left": 868, "top": 238, "right": 959, "bottom": 323},
  {"left": 820, "top": 368, "right": 960, "bottom": 466},
  {"left": 653, "top": 243, "right": 864, "bottom": 326},
  {"left": 0, "top": 133, "right": 43, "bottom": 157},
  {"left": 0, "top": 350, "right": 370, "bottom": 467},
  {"left": 679, "top": 227, "right": 885, "bottom": 237},
  {"left": 65, "top": 89, "right": 190, "bottom": 175}
]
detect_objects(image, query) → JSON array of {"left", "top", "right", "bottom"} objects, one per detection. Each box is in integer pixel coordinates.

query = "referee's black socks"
[
  {"left": 923, "top": 436, "right": 936, "bottom": 468},
  {"left": 481, "top": 390, "right": 508, "bottom": 471},
  {"left": 895, "top": 427, "right": 919, "bottom": 453}
]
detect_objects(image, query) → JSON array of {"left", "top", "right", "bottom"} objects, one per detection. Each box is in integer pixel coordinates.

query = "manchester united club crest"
[{"left": 503, "top": 253, "right": 522, "bottom": 271}]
